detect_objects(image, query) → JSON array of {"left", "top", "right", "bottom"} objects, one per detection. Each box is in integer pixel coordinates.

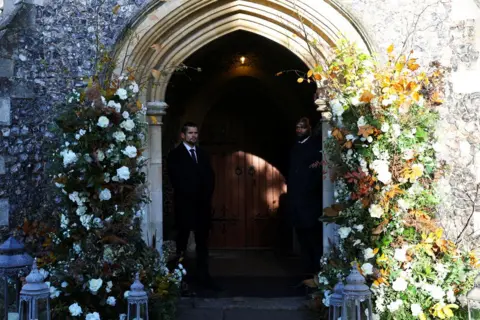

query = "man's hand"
[{"left": 309, "top": 161, "right": 322, "bottom": 169}]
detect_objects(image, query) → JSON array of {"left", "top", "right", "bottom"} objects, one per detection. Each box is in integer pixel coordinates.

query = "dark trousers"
[
  {"left": 176, "top": 224, "right": 210, "bottom": 278},
  {"left": 295, "top": 224, "right": 323, "bottom": 275}
]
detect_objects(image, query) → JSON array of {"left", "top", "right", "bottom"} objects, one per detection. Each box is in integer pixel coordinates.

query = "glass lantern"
[
  {"left": 127, "top": 273, "right": 149, "bottom": 320},
  {"left": 341, "top": 263, "right": 373, "bottom": 320},
  {"left": 468, "top": 274, "right": 480, "bottom": 320},
  {"left": 329, "top": 275, "right": 344, "bottom": 320},
  {"left": 18, "top": 259, "right": 50, "bottom": 320},
  {"left": 0, "top": 237, "right": 34, "bottom": 320}
]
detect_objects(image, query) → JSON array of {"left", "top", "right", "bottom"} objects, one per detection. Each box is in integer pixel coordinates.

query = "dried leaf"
[
  {"left": 360, "top": 90, "right": 375, "bottom": 103},
  {"left": 112, "top": 4, "right": 121, "bottom": 14},
  {"left": 372, "top": 219, "right": 389, "bottom": 235},
  {"left": 307, "top": 70, "right": 313, "bottom": 78},
  {"left": 407, "top": 58, "right": 420, "bottom": 71},
  {"left": 314, "top": 73, "right": 322, "bottom": 80}
]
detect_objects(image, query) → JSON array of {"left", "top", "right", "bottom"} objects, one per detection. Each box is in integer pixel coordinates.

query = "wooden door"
[{"left": 209, "top": 151, "right": 287, "bottom": 248}]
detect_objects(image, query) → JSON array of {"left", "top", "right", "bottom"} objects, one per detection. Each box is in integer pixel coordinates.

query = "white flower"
[
  {"left": 330, "top": 99, "right": 345, "bottom": 117},
  {"left": 120, "top": 119, "right": 135, "bottom": 131},
  {"left": 394, "top": 248, "right": 408, "bottom": 262},
  {"left": 122, "top": 146, "right": 137, "bottom": 158},
  {"left": 361, "top": 263, "right": 373, "bottom": 275},
  {"left": 88, "top": 278, "right": 103, "bottom": 293},
  {"left": 96, "top": 150, "right": 105, "bottom": 162},
  {"left": 397, "top": 199, "right": 410, "bottom": 211},
  {"left": 116, "top": 88, "right": 128, "bottom": 100},
  {"left": 367, "top": 136, "right": 373, "bottom": 143},
  {"left": 322, "top": 290, "right": 332, "bottom": 307},
  {"left": 369, "top": 204, "right": 384, "bottom": 218},
  {"left": 76, "top": 206, "right": 87, "bottom": 216},
  {"left": 60, "top": 214, "right": 69, "bottom": 229},
  {"left": 60, "top": 149, "right": 78, "bottom": 167},
  {"left": 411, "top": 163, "right": 424, "bottom": 178},
  {"left": 364, "top": 248, "right": 375, "bottom": 260},
  {"left": 116, "top": 166, "right": 130, "bottom": 180},
  {"left": 124, "top": 290, "right": 130, "bottom": 299},
  {"left": 106, "top": 280, "right": 113, "bottom": 293},
  {"left": 119, "top": 314, "right": 127, "bottom": 320},
  {"left": 113, "top": 131, "right": 126, "bottom": 142},
  {"left": 392, "top": 277, "right": 408, "bottom": 291},
  {"left": 97, "top": 116, "right": 110, "bottom": 128},
  {"left": 49, "top": 285, "right": 61, "bottom": 298},
  {"left": 61, "top": 281, "right": 68, "bottom": 288},
  {"left": 129, "top": 82, "right": 139, "bottom": 93},
  {"left": 381, "top": 122, "right": 390, "bottom": 133},
  {"left": 345, "top": 134, "right": 356, "bottom": 141},
  {"left": 447, "top": 289, "right": 456, "bottom": 303},
  {"left": 357, "top": 116, "right": 367, "bottom": 127},
  {"left": 106, "top": 296, "right": 116, "bottom": 306},
  {"left": 107, "top": 100, "right": 122, "bottom": 113},
  {"left": 85, "top": 312, "right": 101, "bottom": 320},
  {"left": 392, "top": 124, "right": 401, "bottom": 138},
  {"left": 99, "top": 188, "right": 112, "bottom": 201},
  {"left": 403, "top": 149, "right": 415, "bottom": 160},
  {"left": 338, "top": 227, "right": 352, "bottom": 239},
  {"left": 69, "top": 192, "right": 83, "bottom": 205},
  {"left": 69, "top": 303, "right": 83, "bottom": 316},
  {"left": 387, "top": 299, "right": 403, "bottom": 312},
  {"left": 80, "top": 214, "right": 93, "bottom": 230},
  {"left": 370, "top": 160, "right": 392, "bottom": 184},
  {"left": 411, "top": 303, "right": 422, "bottom": 317},
  {"left": 122, "top": 111, "right": 130, "bottom": 119},
  {"left": 353, "top": 224, "right": 364, "bottom": 232}
]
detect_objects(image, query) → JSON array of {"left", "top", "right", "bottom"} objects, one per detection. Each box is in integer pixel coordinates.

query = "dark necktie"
[{"left": 189, "top": 148, "right": 198, "bottom": 163}]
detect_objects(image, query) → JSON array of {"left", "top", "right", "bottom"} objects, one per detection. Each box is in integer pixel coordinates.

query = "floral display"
[
  {"left": 303, "top": 40, "right": 480, "bottom": 319},
  {"left": 44, "top": 71, "right": 184, "bottom": 319}
]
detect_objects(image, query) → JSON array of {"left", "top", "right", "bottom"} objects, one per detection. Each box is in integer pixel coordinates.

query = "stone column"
[
  {"left": 315, "top": 92, "right": 338, "bottom": 256},
  {"left": 146, "top": 101, "right": 168, "bottom": 253}
]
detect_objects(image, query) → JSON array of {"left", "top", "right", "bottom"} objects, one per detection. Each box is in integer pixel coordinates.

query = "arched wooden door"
[{"left": 209, "top": 151, "right": 287, "bottom": 248}]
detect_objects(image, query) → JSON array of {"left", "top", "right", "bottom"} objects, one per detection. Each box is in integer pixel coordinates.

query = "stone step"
[{"left": 176, "top": 297, "right": 317, "bottom": 320}]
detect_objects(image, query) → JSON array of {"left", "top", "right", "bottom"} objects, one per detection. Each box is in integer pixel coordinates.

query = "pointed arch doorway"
[{"left": 114, "top": 0, "right": 376, "bottom": 253}]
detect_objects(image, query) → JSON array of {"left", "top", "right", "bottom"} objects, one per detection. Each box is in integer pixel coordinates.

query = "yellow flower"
[{"left": 430, "top": 303, "right": 459, "bottom": 319}]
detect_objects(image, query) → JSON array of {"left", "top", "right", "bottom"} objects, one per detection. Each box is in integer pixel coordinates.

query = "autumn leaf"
[
  {"left": 331, "top": 128, "right": 344, "bottom": 141},
  {"left": 358, "top": 125, "right": 376, "bottom": 138},
  {"left": 313, "top": 73, "right": 322, "bottom": 80},
  {"left": 360, "top": 90, "right": 375, "bottom": 103},
  {"left": 407, "top": 58, "right": 420, "bottom": 71},
  {"left": 343, "top": 140, "right": 353, "bottom": 149},
  {"left": 112, "top": 4, "right": 121, "bottom": 14},
  {"left": 151, "top": 69, "right": 161, "bottom": 80},
  {"left": 387, "top": 44, "right": 394, "bottom": 54},
  {"left": 372, "top": 219, "right": 389, "bottom": 235},
  {"left": 324, "top": 204, "right": 343, "bottom": 217},
  {"left": 297, "top": 77, "right": 304, "bottom": 83},
  {"left": 430, "top": 91, "right": 444, "bottom": 104}
]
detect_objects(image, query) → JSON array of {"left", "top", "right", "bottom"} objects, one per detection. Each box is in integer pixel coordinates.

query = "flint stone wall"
[{"left": 0, "top": 0, "right": 479, "bottom": 250}]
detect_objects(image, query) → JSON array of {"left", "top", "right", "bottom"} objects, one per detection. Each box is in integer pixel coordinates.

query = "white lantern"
[
  {"left": 127, "top": 273, "right": 149, "bottom": 320},
  {"left": 329, "top": 275, "right": 344, "bottom": 320},
  {"left": 341, "top": 263, "right": 373, "bottom": 320},
  {"left": 468, "top": 274, "right": 480, "bottom": 320},
  {"left": 18, "top": 259, "right": 51, "bottom": 320}
]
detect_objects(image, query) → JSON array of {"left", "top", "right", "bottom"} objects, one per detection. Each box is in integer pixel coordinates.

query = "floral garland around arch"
[
  {"left": 46, "top": 71, "right": 185, "bottom": 319},
  {"left": 300, "top": 40, "right": 480, "bottom": 319}
]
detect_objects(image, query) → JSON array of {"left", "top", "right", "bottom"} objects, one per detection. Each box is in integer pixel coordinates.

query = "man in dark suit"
[
  {"left": 287, "top": 117, "right": 323, "bottom": 276},
  {"left": 167, "top": 122, "right": 216, "bottom": 288}
]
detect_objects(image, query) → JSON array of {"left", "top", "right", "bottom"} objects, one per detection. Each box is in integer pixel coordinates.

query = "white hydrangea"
[
  {"left": 107, "top": 100, "right": 121, "bottom": 113},
  {"left": 106, "top": 296, "right": 116, "bottom": 306},
  {"left": 330, "top": 99, "right": 345, "bottom": 117},
  {"left": 129, "top": 82, "right": 139, "bottom": 93},
  {"left": 60, "top": 149, "right": 78, "bottom": 167},
  {"left": 116, "top": 88, "right": 128, "bottom": 100}
]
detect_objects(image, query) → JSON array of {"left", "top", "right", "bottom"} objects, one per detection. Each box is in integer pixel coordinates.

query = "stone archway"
[{"left": 113, "top": 0, "right": 376, "bottom": 252}]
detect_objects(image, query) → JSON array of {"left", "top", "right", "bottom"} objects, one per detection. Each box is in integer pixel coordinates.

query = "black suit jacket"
[
  {"left": 167, "top": 143, "right": 215, "bottom": 229},
  {"left": 287, "top": 136, "right": 323, "bottom": 228}
]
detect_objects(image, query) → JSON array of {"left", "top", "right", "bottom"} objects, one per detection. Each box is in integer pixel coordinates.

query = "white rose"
[
  {"left": 85, "top": 312, "right": 100, "bottom": 320},
  {"left": 113, "top": 131, "right": 126, "bottom": 142},
  {"left": 353, "top": 224, "right": 364, "bottom": 232},
  {"left": 361, "top": 263, "right": 373, "bottom": 275},
  {"left": 367, "top": 136, "right": 373, "bottom": 143},
  {"left": 394, "top": 248, "right": 408, "bottom": 262},
  {"left": 60, "top": 149, "right": 78, "bottom": 167},
  {"left": 369, "top": 204, "right": 384, "bottom": 218},
  {"left": 107, "top": 100, "right": 122, "bottom": 113},
  {"left": 116, "top": 166, "right": 130, "bottom": 180},
  {"left": 387, "top": 300, "right": 403, "bottom": 312},
  {"left": 99, "top": 188, "right": 112, "bottom": 201},
  {"left": 61, "top": 281, "right": 68, "bottom": 288},
  {"left": 338, "top": 227, "right": 352, "bottom": 239},
  {"left": 96, "top": 150, "right": 105, "bottom": 162},
  {"left": 381, "top": 122, "right": 390, "bottom": 132},
  {"left": 116, "top": 88, "right": 128, "bottom": 100},
  {"left": 124, "top": 290, "right": 130, "bottom": 299},
  {"left": 69, "top": 303, "right": 83, "bottom": 316},
  {"left": 88, "top": 278, "right": 103, "bottom": 293},
  {"left": 392, "top": 277, "right": 408, "bottom": 291},
  {"left": 106, "top": 296, "right": 116, "bottom": 306},
  {"left": 357, "top": 116, "right": 367, "bottom": 127},
  {"left": 122, "top": 111, "right": 130, "bottom": 119},
  {"left": 122, "top": 146, "right": 137, "bottom": 158},
  {"left": 97, "top": 116, "right": 109, "bottom": 128},
  {"left": 120, "top": 119, "right": 135, "bottom": 131},
  {"left": 411, "top": 303, "right": 422, "bottom": 317},
  {"left": 364, "top": 248, "right": 375, "bottom": 260}
]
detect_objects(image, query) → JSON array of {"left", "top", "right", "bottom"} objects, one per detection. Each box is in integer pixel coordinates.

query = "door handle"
[
  {"left": 235, "top": 166, "right": 243, "bottom": 175},
  {"left": 248, "top": 166, "right": 256, "bottom": 176}
]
